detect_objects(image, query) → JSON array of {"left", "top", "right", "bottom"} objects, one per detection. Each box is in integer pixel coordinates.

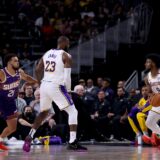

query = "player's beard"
[{"left": 12, "top": 65, "right": 19, "bottom": 71}]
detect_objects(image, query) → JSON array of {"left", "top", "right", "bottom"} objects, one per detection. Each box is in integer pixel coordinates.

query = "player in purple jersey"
[{"left": 0, "top": 53, "right": 38, "bottom": 151}]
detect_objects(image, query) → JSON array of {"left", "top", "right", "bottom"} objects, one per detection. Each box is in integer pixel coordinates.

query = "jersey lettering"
[
  {"left": 8, "top": 90, "right": 15, "bottom": 97},
  {"left": 45, "top": 61, "right": 56, "bottom": 72}
]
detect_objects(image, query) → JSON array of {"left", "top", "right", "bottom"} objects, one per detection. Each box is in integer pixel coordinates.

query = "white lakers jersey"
[
  {"left": 42, "top": 49, "right": 66, "bottom": 85},
  {"left": 148, "top": 71, "right": 160, "bottom": 93}
]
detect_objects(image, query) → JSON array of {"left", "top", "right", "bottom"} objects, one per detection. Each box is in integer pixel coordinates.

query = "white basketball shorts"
[{"left": 40, "top": 81, "right": 73, "bottom": 112}]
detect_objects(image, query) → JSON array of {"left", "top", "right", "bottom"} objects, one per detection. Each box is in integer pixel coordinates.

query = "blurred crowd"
[{"left": 0, "top": 0, "right": 135, "bottom": 64}]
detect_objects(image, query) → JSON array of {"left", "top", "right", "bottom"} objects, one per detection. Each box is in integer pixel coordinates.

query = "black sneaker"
[{"left": 67, "top": 140, "right": 87, "bottom": 151}]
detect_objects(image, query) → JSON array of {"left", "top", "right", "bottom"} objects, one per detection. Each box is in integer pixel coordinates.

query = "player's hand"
[
  {"left": 90, "top": 115, "right": 95, "bottom": 119},
  {"left": 107, "top": 113, "right": 115, "bottom": 118},
  {"left": 120, "top": 116, "right": 126, "bottom": 124}
]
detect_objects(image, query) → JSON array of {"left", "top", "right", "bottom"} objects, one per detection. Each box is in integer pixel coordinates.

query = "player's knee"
[
  {"left": 136, "top": 113, "right": 141, "bottom": 119},
  {"left": 64, "top": 104, "right": 78, "bottom": 125}
]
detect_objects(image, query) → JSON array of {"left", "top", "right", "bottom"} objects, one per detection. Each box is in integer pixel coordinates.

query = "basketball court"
[{"left": 1, "top": 143, "right": 160, "bottom": 160}]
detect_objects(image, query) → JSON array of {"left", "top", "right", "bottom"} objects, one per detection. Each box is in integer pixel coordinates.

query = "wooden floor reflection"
[{"left": 1, "top": 144, "right": 160, "bottom": 160}]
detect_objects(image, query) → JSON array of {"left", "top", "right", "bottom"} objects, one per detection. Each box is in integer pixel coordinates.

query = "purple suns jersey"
[{"left": 0, "top": 68, "right": 21, "bottom": 100}]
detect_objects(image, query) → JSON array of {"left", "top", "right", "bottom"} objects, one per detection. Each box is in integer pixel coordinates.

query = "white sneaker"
[
  {"left": 9, "top": 137, "right": 17, "bottom": 142},
  {"left": 33, "top": 138, "right": 42, "bottom": 145}
]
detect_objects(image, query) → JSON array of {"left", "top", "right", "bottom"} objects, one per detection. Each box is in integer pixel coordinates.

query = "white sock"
[
  {"left": 143, "top": 131, "right": 148, "bottom": 136},
  {"left": 69, "top": 131, "right": 76, "bottom": 143},
  {"left": 0, "top": 137, "right": 3, "bottom": 142},
  {"left": 136, "top": 132, "right": 141, "bottom": 137},
  {"left": 29, "top": 128, "right": 36, "bottom": 138}
]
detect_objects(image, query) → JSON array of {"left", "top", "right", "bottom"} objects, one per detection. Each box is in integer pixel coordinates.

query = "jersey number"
[
  {"left": 45, "top": 61, "right": 56, "bottom": 72},
  {"left": 8, "top": 90, "right": 15, "bottom": 97}
]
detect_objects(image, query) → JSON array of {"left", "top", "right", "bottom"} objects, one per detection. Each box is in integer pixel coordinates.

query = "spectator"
[
  {"left": 91, "top": 90, "right": 111, "bottom": 140},
  {"left": 15, "top": 96, "right": 27, "bottom": 114},
  {"left": 78, "top": 79, "right": 86, "bottom": 88},
  {"left": 101, "top": 77, "right": 114, "bottom": 104},
  {"left": 17, "top": 106, "right": 36, "bottom": 140},
  {"left": 110, "top": 87, "right": 133, "bottom": 140},
  {"left": 72, "top": 84, "right": 96, "bottom": 140},
  {"left": 85, "top": 78, "right": 99, "bottom": 98},
  {"left": 23, "top": 85, "right": 34, "bottom": 105},
  {"left": 96, "top": 77, "right": 103, "bottom": 89},
  {"left": 117, "top": 80, "right": 129, "bottom": 98},
  {"left": 127, "top": 88, "right": 141, "bottom": 112}
]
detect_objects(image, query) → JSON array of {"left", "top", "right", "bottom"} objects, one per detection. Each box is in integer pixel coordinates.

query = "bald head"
[{"left": 57, "top": 36, "right": 70, "bottom": 51}]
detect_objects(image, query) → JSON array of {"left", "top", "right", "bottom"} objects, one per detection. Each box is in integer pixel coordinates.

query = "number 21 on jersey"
[{"left": 45, "top": 61, "right": 56, "bottom": 72}]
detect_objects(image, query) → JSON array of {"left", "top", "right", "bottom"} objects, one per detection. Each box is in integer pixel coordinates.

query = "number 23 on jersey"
[{"left": 45, "top": 61, "right": 56, "bottom": 72}]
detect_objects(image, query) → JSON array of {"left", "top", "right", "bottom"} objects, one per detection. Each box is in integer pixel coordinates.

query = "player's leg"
[
  {"left": 137, "top": 112, "right": 148, "bottom": 135},
  {"left": 128, "top": 107, "right": 141, "bottom": 135},
  {"left": 0, "top": 118, "right": 17, "bottom": 138},
  {"left": 0, "top": 117, "right": 17, "bottom": 150},
  {"left": 145, "top": 107, "right": 160, "bottom": 146},
  {"left": 23, "top": 84, "right": 52, "bottom": 152},
  {"left": 0, "top": 101, "right": 18, "bottom": 151},
  {"left": 128, "top": 107, "right": 141, "bottom": 144},
  {"left": 54, "top": 85, "right": 87, "bottom": 150},
  {"left": 137, "top": 112, "right": 151, "bottom": 144}
]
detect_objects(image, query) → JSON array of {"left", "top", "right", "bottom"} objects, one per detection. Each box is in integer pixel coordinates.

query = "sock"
[
  {"left": 29, "top": 128, "right": 36, "bottom": 138},
  {"left": 69, "top": 131, "right": 76, "bottom": 143},
  {"left": 0, "top": 137, "right": 3, "bottom": 142},
  {"left": 143, "top": 131, "right": 148, "bottom": 136},
  {"left": 136, "top": 132, "right": 141, "bottom": 137}
]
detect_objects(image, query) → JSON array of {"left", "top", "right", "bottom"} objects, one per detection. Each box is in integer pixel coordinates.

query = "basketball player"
[
  {"left": 23, "top": 36, "right": 87, "bottom": 152},
  {"left": 142, "top": 53, "right": 160, "bottom": 146},
  {"left": 0, "top": 54, "right": 38, "bottom": 150}
]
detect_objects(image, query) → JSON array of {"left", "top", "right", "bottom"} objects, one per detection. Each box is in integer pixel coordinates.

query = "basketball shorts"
[{"left": 40, "top": 81, "right": 73, "bottom": 111}]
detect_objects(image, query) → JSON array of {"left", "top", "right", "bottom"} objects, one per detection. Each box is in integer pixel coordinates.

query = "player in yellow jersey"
[{"left": 128, "top": 85, "right": 152, "bottom": 144}]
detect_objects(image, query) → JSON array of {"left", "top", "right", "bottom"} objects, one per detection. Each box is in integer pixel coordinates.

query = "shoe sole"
[{"left": 67, "top": 149, "right": 88, "bottom": 152}]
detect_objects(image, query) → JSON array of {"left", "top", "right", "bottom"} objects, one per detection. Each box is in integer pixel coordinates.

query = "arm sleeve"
[{"left": 64, "top": 68, "right": 71, "bottom": 92}]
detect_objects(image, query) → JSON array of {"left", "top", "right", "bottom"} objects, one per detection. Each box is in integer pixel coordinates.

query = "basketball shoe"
[
  {"left": 23, "top": 135, "right": 32, "bottom": 152},
  {"left": 67, "top": 139, "right": 87, "bottom": 151},
  {"left": 142, "top": 135, "right": 151, "bottom": 144},
  {"left": 151, "top": 133, "right": 159, "bottom": 146},
  {"left": 0, "top": 142, "right": 9, "bottom": 151}
]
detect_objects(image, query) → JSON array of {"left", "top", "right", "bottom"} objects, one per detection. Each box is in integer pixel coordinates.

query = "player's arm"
[
  {"left": 35, "top": 58, "right": 44, "bottom": 85},
  {"left": 0, "top": 70, "right": 5, "bottom": 82},
  {"left": 19, "top": 69, "right": 38, "bottom": 84},
  {"left": 0, "top": 70, "right": 5, "bottom": 89},
  {"left": 62, "top": 52, "right": 72, "bottom": 92}
]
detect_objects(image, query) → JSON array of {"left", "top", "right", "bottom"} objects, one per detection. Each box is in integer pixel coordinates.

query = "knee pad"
[{"left": 63, "top": 104, "right": 78, "bottom": 125}]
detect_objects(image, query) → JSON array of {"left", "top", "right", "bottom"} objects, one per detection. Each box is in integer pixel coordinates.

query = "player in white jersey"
[
  {"left": 142, "top": 53, "right": 160, "bottom": 146},
  {"left": 23, "top": 36, "right": 87, "bottom": 152}
]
